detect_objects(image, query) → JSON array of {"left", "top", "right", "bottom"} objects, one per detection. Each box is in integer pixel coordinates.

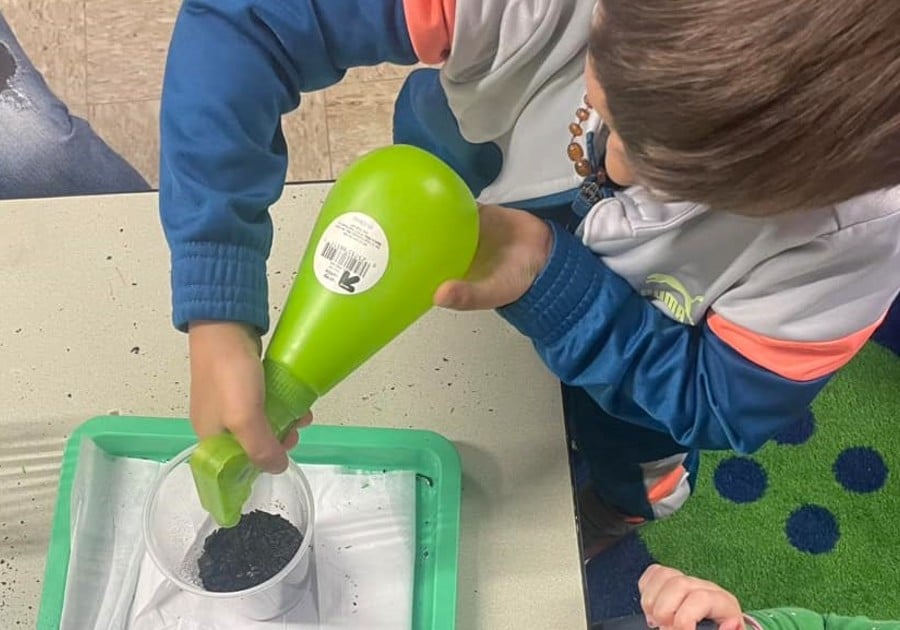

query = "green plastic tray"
[{"left": 37, "top": 416, "right": 462, "bottom": 629}]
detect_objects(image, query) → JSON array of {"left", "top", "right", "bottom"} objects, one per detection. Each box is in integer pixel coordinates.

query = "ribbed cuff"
[
  {"left": 498, "top": 221, "right": 604, "bottom": 345},
  {"left": 171, "top": 241, "right": 270, "bottom": 333}
]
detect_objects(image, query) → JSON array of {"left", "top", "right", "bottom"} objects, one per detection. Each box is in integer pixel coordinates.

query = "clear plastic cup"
[{"left": 142, "top": 444, "right": 316, "bottom": 620}]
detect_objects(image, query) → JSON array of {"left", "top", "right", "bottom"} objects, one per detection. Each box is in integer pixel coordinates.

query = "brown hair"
[{"left": 589, "top": 0, "right": 900, "bottom": 215}]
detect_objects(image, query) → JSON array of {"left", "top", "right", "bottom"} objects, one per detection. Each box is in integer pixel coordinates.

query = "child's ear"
[{"left": 605, "top": 131, "right": 636, "bottom": 187}]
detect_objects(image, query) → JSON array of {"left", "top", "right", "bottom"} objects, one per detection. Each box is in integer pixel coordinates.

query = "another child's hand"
[
  {"left": 188, "top": 321, "right": 310, "bottom": 473},
  {"left": 434, "top": 204, "right": 553, "bottom": 311},
  {"left": 639, "top": 564, "right": 744, "bottom": 630}
]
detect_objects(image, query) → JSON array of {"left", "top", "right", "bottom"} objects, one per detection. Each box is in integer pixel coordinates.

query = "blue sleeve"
[
  {"left": 160, "top": 0, "right": 417, "bottom": 332},
  {"left": 499, "top": 222, "right": 833, "bottom": 453}
]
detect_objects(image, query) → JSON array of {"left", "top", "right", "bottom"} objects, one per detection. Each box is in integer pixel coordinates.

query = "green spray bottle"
[{"left": 190, "top": 145, "right": 480, "bottom": 527}]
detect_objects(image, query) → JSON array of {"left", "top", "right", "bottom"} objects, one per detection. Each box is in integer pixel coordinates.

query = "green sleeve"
[{"left": 748, "top": 608, "right": 900, "bottom": 630}]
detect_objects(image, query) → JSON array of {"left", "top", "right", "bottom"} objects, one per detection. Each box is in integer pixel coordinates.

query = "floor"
[{"left": 0, "top": 0, "right": 418, "bottom": 188}]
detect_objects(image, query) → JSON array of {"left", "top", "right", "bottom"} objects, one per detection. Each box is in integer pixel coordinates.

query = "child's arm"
[
  {"left": 638, "top": 564, "right": 744, "bottom": 630},
  {"left": 160, "top": 0, "right": 450, "bottom": 469},
  {"left": 161, "top": 0, "right": 441, "bottom": 333},
  {"left": 747, "top": 610, "right": 900, "bottom": 630},
  {"left": 502, "top": 222, "right": 893, "bottom": 452},
  {"left": 497, "top": 222, "right": 829, "bottom": 452},
  {"left": 438, "top": 204, "right": 899, "bottom": 453},
  {"left": 638, "top": 564, "right": 900, "bottom": 630}
]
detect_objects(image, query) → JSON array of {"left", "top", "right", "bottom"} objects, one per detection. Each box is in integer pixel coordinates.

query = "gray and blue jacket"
[{"left": 159, "top": 0, "right": 900, "bottom": 455}]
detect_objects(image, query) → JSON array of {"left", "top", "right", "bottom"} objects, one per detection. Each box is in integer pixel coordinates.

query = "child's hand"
[
  {"left": 434, "top": 204, "right": 553, "bottom": 311},
  {"left": 188, "top": 321, "right": 310, "bottom": 473},
  {"left": 639, "top": 564, "right": 744, "bottom": 630}
]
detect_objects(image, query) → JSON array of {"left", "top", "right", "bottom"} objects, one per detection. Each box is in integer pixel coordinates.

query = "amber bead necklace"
[
  {"left": 565, "top": 93, "right": 624, "bottom": 216},
  {"left": 566, "top": 94, "right": 598, "bottom": 177}
]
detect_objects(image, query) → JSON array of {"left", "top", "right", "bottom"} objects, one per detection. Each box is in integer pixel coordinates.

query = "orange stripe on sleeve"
[
  {"left": 402, "top": 0, "right": 456, "bottom": 64},
  {"left": 646, "top": 466, "right": 686, "bottom": 505},
  {"left": 707, "top": 311, "right": 886, "bottom": 382}
]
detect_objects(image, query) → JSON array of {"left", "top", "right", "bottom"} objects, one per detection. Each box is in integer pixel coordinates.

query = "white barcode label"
[{"left": 313, "top": 212, "right": 389, "bottom": 295}]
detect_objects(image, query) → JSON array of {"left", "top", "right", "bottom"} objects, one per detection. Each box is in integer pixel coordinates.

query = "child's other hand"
[
  {"left": 639, "top": 564, "right": 744, "bottom": 630},
  {"left": 434, "top": 204, "right": 553, "bottom": 311},
  {"left": 188, "top": 321, "right": 311, "bottom": 474}
]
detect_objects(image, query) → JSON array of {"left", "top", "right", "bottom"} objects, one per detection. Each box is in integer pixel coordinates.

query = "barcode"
[{"left": 321, "top": 241, "right": 371, "bottom": 277}]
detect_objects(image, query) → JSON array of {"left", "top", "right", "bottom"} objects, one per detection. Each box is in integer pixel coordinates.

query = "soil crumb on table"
[{"left": 198, "top": 509, "right": 303, "bottom": 592}]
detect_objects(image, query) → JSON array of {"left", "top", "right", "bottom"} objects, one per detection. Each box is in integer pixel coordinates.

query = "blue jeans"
[{"left": 0, "top": 12, "right": 149, "bottom": 199}]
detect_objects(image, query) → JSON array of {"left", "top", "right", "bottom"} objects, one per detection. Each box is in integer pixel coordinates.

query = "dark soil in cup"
[{"left": 198, "top": 509, "right": 303, "bottom": 592}]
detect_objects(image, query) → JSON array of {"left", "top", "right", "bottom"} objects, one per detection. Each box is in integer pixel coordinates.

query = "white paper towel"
[{"left": 59, "top": 440, "right": 416, "bottom": 629}]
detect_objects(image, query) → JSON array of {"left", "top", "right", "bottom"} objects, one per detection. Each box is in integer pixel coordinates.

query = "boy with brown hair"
[{"left": 159, "top": 0, "right": 900, "bottom": 555}]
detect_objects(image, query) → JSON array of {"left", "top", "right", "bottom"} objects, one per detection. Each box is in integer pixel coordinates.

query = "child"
[
  {"left": 638, "top": 564, "right": 900, "bottom": 630},
  {"left": 159, "top": 0, "right": 900, "bottom": 555}
]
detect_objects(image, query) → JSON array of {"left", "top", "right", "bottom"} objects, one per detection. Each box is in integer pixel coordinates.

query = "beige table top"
[{"left": 0, "top": 184, "right": 586, "bottom": 628}]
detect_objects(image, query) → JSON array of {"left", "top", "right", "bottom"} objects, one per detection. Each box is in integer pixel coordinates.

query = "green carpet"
[{"left": 641, "top": 342, "right": 900, "bottom": 616}]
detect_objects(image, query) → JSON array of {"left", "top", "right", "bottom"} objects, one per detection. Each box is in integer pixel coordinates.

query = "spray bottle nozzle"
[{"left": 190, "top": 362, "right": 317, "bottom": 527}]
